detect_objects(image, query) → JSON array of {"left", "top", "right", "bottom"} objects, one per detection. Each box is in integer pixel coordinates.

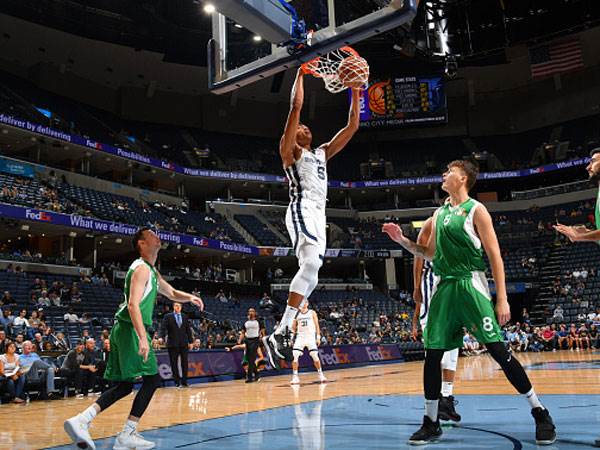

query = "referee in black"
[{"left": 239, "top": 308, "right": 264, "bottom": 383}]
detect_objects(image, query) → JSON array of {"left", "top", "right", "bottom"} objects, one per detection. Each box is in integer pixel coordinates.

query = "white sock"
[
  {"left": 441, "top": 381, "right": 454, "bottom": 397},
  {"left": 80, "top": 405, "right": 98, "bottom": 423},
  {"left": 317, "top": 368, "right": 323, "bottom": 374},
  {"left": 425, "top": 399, "right": 439, "bottom": 421},
  {"left": 275, "top": 305, "right": 298, "bottom": 334},
  {"left": 293, "top": 369, "right": 298, "bottom": 375},
  {"left": 524, "top": 388, "right": 543, "bottom": 410},
  {"left": 123, "top": 419, "right": 138, "bottom": 435}
]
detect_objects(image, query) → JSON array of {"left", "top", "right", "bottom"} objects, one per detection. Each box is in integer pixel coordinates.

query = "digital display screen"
[{"left": 355, "top": 75, "right": 448, "bottom": 129}]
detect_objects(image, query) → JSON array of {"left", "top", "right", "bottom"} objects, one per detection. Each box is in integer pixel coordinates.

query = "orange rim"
[{"left": 301, "top": 46, "right": 361, "bottom": 78}]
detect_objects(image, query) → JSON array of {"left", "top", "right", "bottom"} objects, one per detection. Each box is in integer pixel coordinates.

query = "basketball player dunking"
[
  {"left": 383, "top": 160, "right": 556, "bottom": 445},
  {"left": 263, "top": 68, "right": 361, "bottom": 366},
  {"left": 412, "top": 216, "right": 460, "bottom": 422},
  {"left": 291, "top": 300, "right": 326, "bottom": 384}
]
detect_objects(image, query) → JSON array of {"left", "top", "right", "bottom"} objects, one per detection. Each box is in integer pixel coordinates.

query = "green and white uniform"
[
  {"left": 423, "top": 198, "right": 503, "bottom": 350},
  {"left": 104, "top": 258, "right": 159, "bottom": 381}
]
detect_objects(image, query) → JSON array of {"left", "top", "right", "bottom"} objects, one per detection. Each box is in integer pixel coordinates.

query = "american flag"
[{"left": 529, "top": 38, "right": 584, "bottom": 80}]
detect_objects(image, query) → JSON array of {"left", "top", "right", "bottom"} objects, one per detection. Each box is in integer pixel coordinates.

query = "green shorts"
[
  {"left": 424, "top": 271, "right": 503, "bottom": 350},
  {"left": 104, "top": 320, "right": 157, "bottom": 382}
]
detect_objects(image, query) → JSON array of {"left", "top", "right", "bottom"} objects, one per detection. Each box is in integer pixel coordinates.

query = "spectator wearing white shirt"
[
  {"left": 64, "top": 308, "right": 79, "bottom": 323},
  {"left": 552, "top": 305, "right": 564, "bottom": 322}
]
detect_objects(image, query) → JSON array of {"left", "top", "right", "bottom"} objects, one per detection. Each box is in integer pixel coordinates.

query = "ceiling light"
[
  {"left": 253, "top": 35, "right": 262, "bottom": 42},
  {"left": 204, "top": 3, "right": 216, "bottom": 14},
  {"left": 234, "top": 23, "right": 243, "bottom": 29}
]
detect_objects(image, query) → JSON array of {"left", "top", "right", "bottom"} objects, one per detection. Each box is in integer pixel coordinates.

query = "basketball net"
[{"left": 301, "top": 47, "right": 369, "bottom": 94}]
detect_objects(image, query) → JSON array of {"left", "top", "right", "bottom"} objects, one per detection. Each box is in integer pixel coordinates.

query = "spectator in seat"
[
  {"left": 0, "top": 330, "right": 8, "bottom": 353},
  {"left": 37, "top": 290, "right": 51, "bottom": 308},
  {"left": 53, "top": 332, "right": 70, "bottom": 352},
  {"left": 0, "top": 308, "right": 14, "bottom": 330},
  {"left": 578, "top": 325, "right": 591, "bottom": 350},
  {"left": 215, "top": 290, "right": 227, "bottom": 304},
  {"left": 64, "top": 308, "right": 79, "bottom": 323},
  {"left": 259, "top": 293, "right": 275, "bottom": 312},
  {"left": 77, "top": 338, "right": 99, "bottom": 396},
  {"left": 541, "top": 326, "right": 556, "bottom": 351},
  {"left": 552, "top": 305, "right": 564, "bottom": 322},
  {"left": 0, "top": 291, "right": 16, "bottom": 306},
  {"left": 32, "top": 332, "right": 45, "bottom": 353},
  {"left": 14, "top": 334, "right": 24, "bottom": 353},
  {"left": 19, "top": 341, "right": 57, "bottom": 400},
  {"left": 0, "top": 341, "right": 25, "bottom": 403},
  {"left": 29, "top": 310, "right": 43, "bottom": 330},
  {"left": 60, "top": 340, "right": 85, "bottom": 395},
  {"left": 568, "top": 324, "right": 580, "bottom": 351},
  {"left": 13, "top": 309, "right": 31, "bottom": 337},
  {"left": 70, "top": 285, "right": 82, "bottom": 303},
  {"left": 556, "top": 324, "right": 569, "bottom": 350},
  {"left": 589, "top": 325, "right": 599, "bottom": 349}
]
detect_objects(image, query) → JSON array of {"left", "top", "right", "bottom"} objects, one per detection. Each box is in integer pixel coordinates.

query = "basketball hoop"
[{"left": 301, "top": 47, "right": 370, "bottom": 94}]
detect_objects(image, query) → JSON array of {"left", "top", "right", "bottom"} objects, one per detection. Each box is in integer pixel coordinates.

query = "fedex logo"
[
  {"left": 366, "top": 346, "right": 393, "bottom": 361},
  {"left": 193, "top": 237, "right": 209, "bottom": 247},
  {"left": 25, "top": 209, "right": 52, "bottom": 222},
  {"left": 319, "top": 348, "right": 351, "bottom": 366}
]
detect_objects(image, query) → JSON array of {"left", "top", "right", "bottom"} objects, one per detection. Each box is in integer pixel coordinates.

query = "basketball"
[
  {"left": 338, "top": 55, "right": 369, "bottom": 88},
  {"left": 368, "top": 81, "right": 388, "bottom": 115}
]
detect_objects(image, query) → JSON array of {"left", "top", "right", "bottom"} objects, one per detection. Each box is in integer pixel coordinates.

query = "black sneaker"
[
  {"left": 438, "top": 395, "right": 461, "bottom": 422},
  {"left": 262, "top": 335, "right": 281, "bottom": 369},
  {"left": 408, "top": 416, "right": 442, "bottom": 446},
  {"left": 531, "top": 407, "right": 556, "bottom": 445}
]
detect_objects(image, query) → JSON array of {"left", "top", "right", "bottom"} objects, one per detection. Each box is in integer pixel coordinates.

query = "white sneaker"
[
  {"left": 290, "top": 375, "right": 300, "bottom": 385},
  {"left": 319, "top": 373, "right": 328, "bottom": 383},
  {"left": 64, "top": 414, "right": 96, "bottom": 450},
  {"left": 113, "top": 430, "right": 155, "bottom": 450}
]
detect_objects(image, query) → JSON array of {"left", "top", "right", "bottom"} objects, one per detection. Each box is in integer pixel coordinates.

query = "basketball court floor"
[{"left": 1, "top": 351, "right": 599, "bottom": 449}]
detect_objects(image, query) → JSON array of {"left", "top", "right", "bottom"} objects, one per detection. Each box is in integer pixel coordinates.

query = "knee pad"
[
  {"left": 290, "top": 256, "right": 322, "bottom": 298},
  {"left": 441, "top": 348, "right": 459, "bottom": 372},
  {"left": 293, "top": 349, "right": 303, "bottom": 362},
  {"left": 309, "top": 350, "right": 320, "bottom": 362}
]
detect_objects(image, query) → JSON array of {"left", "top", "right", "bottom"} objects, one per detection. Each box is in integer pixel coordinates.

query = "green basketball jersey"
[
  {"left": 114, "top": 258, "right": 159, "bottom": 326},
  {"left": 432, "top": 198, "right": 487, "bottom": 278}
]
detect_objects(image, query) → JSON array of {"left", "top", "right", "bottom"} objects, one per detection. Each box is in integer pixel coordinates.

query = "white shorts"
[
  {"left": 286, "top": 201, "right": 326, "bottom": 262},
  {"left": 419, "top": 268, "right": 440, "bottom": 330},
  {"left": 294, "top": 335, "right": 318, "bottom": 353}
]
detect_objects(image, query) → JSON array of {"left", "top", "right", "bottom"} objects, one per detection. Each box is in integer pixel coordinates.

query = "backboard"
[{"left": 208, "top": 0, "right": 419, "bottom": 94}]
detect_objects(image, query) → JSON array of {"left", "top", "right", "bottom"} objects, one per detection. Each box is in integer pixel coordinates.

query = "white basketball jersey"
[
  {"left": 296, "top": 309, "right": 317, "bottom": 337},
  {"left": 285, "top": 147, "right": 328, "bottom": 208}
]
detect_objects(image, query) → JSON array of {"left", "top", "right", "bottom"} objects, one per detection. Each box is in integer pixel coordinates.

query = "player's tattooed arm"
[{"left": 382, "top": 222, "right": 434, "bottom": 260}]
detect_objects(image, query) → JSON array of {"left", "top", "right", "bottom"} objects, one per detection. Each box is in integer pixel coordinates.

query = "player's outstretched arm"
[
  {"left": 157, "top": 274, "right": 204, "bottom": 311},
  {"left": 382, "top": 220, "right": 436, "bottom": 261},
  {"left": 474, "top": 205, "right": 510, "bottom": 325},
  {"left": 323, "top": 88, "right": 360, "bottom": 161},
  {"left": 554, "top": 223, "right": 600, "bottom": 242},
  {"left": 280, "top": 69, "right": 305, "bottom": 168}
]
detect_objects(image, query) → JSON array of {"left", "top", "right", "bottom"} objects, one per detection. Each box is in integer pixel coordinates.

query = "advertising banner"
[
  {"left": 0, "top": 113, "right": 589, "bottom": 189},
  {"left": 155, "top": 344, "right": 405, "bottom": 380}
]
